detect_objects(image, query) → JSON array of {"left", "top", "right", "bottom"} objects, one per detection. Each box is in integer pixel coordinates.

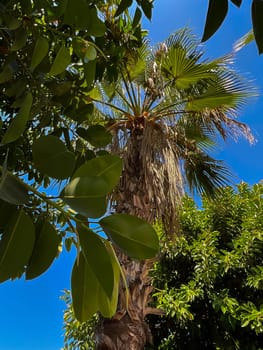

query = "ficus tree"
[{"left": 0, "top": 0, "right": 158, "bottom": 329}]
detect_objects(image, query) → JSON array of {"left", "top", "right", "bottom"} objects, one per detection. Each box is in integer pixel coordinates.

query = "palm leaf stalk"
[{"left": 92, "top": 29, "right": 255, "bottom": 349}]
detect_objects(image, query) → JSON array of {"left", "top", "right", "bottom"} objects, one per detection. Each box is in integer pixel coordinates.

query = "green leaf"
[
  {"left": 85, "top": 125, "right": 112, "bottom": 148},
  {"left": 252, "top": 0, "right": 263, "bottom": 54},
  {"left": 231, "top": 0, "right": 242, "bottom": 7},
  {"left": 32, "top": 135, "right": 76, "bottom": 179},
  {"left": 30, "top": 36, "right": 49, "bottom": 71},
  {"left": 132, "top": 7, "right": 142, "bottom": 28},
  {"left": 186, "top": 91, "right": 242, "bottom": 111},
  {"left": 78, "top": 225, "right": 114, "bottom": 298},
  {"left": 64, "top": 0, "right": 90, "bottom": 30},
  {"left": 84, "top": 60, "right": 96, "bottom": 88},
  {"left": 73, "top": 154, "right": 122, "bottom": 192},
  {"left": 49, "top": 45, "right": 71, "bottom": 76},
  {"left": 0, "top": 65, "right": 14, "bottom": 84},
  {"left": 0, "top": 174, "right": 30, "bottom": 205},
  {"left": 5, "top": 78, "right": 27, "bottom": 97},
  {"left": 115, "top": 0, "right": 132, "bottom": 17},
  {"left": 10, "top": 27, "right": 27, "bottom": 51},
  {"left": 1, "top": 92, "right": 33, "bottom": 144},
  {"left": 97, "top": 241, "right": 120, "bottom": 318},
  {"left": 62, "top": 176, "right": 107, "bottom": 218},
  {"left": 100, "top": 214, "right": 159, "bottom": 259},
  {"left": 85, "top": 45, "right": 97, "bottom": 61},
  {"left": 140, "top": 0, "right": 153, "bottom": 20},
  {"left": 26, "top": 220, "right": 61, "bottom": 280},
  {"left": 87, "top": 8, "right": 106, "bottom": 37},
  {"left": 201, "top": 0, "right": 228, "bottom": 42},
  {"left": 71, "top": 252, "right": 100, "bottom": 322},
  {"left": 0, "top": 209, "right": 35, "bottom": 282},
  {"left": 0, "top": 200, "right": 17, "bottom": 231}
]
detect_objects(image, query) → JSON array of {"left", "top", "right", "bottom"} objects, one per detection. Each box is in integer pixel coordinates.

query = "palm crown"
[{"left": 91, "top": 28, "right": 254, "bottom": 234}]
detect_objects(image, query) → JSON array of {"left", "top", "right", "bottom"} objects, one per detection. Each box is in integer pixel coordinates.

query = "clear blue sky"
[{"left": 0, "top": 1, "right": 262, "bottom": 349}]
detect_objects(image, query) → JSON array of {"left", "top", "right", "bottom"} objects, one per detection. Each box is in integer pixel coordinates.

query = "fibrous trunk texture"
[{"left": 95, "top": 121, "right": 177, "bottom": 349}]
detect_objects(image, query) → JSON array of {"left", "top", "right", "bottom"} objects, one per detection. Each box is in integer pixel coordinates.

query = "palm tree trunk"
[{"left": 95, "top": 129, "right": 162, "bottom": 349}]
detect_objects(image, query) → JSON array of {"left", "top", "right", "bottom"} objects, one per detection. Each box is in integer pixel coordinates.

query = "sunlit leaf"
[
  {"left": 85, "top": 45, "right": 97, "bottom": 61},
  {"left": 73, "top": 154, "right": 122, "bottom": 192},
  {"left": 62, "top": 176, "right": 107, "bottom": 218},
  {"left": 78, "top": 225, "right": 114, "bottom": 298},
  {"left": 100, "top": 214, "right": 159, "bottom": 259},
  {"left": 98, "top": 241, "right": 120, "bottom": 318},
  {"left": 71, "top": 252, "right": 100, "bottom": 322}
]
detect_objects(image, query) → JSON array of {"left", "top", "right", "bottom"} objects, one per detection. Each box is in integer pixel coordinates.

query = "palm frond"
[
  {"left": 184, "top": 151, "right": 231, "bottom": 196},
  {"left": 233, "top": 30, "right": 254, "bottom": 53}
]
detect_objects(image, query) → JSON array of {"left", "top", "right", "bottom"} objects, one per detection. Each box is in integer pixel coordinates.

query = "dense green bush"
[
  {"left": 62, "top": 183, "right": 263, "bottom": 349},
  {"left": 149, "top": 182, "right": 263, "bottom": 349}
]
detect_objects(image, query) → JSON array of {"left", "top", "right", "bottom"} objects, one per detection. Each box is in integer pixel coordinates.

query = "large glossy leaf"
[
  {"left": 1, "top": 92, "right": 33, "bottom": 144},
  {"left": 71, "top": 252, "right": 100, "bottom": 322},
  {"left": 30, "top": 36, "right": 49, "bottom": 71},
  {"left": 49, "top": 45, "right": 71, "bottom": 76},
  {"left": 201, "top": 0, "right": 228, "bottom": 42},
  {"left": 85, "top": 125, "right": 112, "bottom": 148},
  {"left": 0, "top": 209, "right": 35, "bottom": 282},
  {"left": 98, "top": 241, "right": 120, "bottom": 318},
  {"left": 73, "top": 154, "right": 122, "bottom": 192},
  {"left": 32, "top": 135, "right": 76, "bottom": 179},
  {"left": 100, "top": 214, "right": 159, "bottom": 259},
  {"left": 252, "top": 0, "right": 263, "bottom": 54},
  {"left": 26, "top": 220, "right": 61, "bottom": 280},
  {"left": 78, "top": 225, "right": 114, "bottom": 298},
  {"left": 0, "top": 174, "right": 30, "bottom": 205},
  {"left": 62, "top": 176, "right": 107, "bottom": 218}
]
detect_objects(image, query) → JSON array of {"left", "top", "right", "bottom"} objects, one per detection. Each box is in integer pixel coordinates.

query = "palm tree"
[{"left": 90, "top": 29, "right": 255, "bottom": 349}]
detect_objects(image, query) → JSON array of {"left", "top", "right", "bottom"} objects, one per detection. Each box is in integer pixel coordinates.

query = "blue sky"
[{"left": 0, "top": 1, "right": 262, "bottom": 349}]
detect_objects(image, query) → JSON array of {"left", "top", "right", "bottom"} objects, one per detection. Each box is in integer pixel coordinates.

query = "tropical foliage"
[
  {"left": 62, "top": 182, "right": 263, "bottom": 350},
  {"left": 0, "top": 1, "right": 257, "bottom": 347},
  {"left": 0, "top": 0, "right": 159, "bottom": 322},
  {"left": 150, "top": 182, "right": 263, "bottom": 349}
]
